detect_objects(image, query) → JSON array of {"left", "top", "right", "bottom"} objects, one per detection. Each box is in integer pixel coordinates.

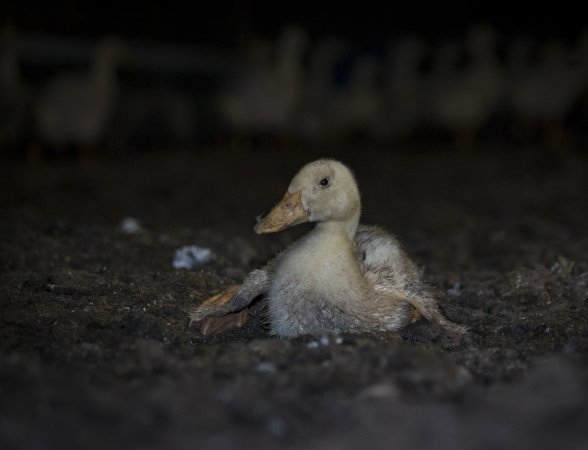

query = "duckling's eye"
[{"left": 319, "top": 178, "right": 329, "bottom": 187}]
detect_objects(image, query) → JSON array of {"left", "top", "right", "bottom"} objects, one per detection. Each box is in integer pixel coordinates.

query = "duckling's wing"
[
  {"left": 189, "top": 267, "right": 271, "bottom": 334},
  {"left": 354, "top": 225, "right": 423, "bottom": 294},
  {"left": 355, "top": 224, "right": 467, "bottom": 334}
]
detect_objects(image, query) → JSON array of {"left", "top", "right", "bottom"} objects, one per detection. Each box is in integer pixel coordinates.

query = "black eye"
[{"left": 319, "top": 178, "right": 329, "bottom": 187}]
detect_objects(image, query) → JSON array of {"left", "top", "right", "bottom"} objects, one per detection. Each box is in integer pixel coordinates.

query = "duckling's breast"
[{"left": 268, "top": 229, "right": 371, "bottom": 337}]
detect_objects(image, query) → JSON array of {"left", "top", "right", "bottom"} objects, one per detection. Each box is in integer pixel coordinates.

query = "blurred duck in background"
[
  {"left": 505, "top": 35, "right": 535, "bottom": 139},
  {"left": 426, "top": 39, "right": 459, "bottom": 136},
  {"left": 3, "top": 22, "right": 585, "bottom": 158},
  {"left": 376, "top": 36, "right": 427, "bottom": 141},
  {"left": 218, "top": 25, "right": 308, "bottom": 140},
  {"left": 574, "top": 29, "right": 588, "bottom": 128},
  {"left": 213, "top": 23, "right": 588, "bottom": 148},
  {"left": 31, "top": 36, "right": 128, "bottom": 160},
  {"left": 428, "top": 24, "right": 504, "bottom": 150},
  {"left": 296, "top": 36, "right": 346, "bottom": 141},
  {"left": 509, "top": 38, "right": 582, "bottom": 147},
  {"left": 326, "top": 54, "right": 381, "bottom": 141}
]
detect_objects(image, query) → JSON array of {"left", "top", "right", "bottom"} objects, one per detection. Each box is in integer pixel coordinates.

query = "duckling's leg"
[
  {"left": 199, "top": 305, "right": 250, "bottom": 335},
  {"left": 192, "top": 284, "right": 243, "bottom": 334},
  {"left": 403, "top": 294, "right": 468, "bottom": 334},
  {"left": 189, "top": 268, "right": 270, "bottom": 334},
  {"left": 410, "top": 307, "right": 422, "bottom": 323}
]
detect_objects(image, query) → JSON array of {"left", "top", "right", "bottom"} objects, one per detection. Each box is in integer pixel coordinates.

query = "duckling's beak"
[{"left": 254, "top": 190, "right": 309, "bottom": 234}]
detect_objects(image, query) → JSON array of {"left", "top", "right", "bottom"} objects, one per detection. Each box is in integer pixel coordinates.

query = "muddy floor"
[{"left": 1, "top": 143, "right": 588, "bottom": 449}]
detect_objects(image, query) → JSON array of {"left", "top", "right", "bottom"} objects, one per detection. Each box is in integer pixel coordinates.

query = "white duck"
[
  {"left": 189, "top": 159, "right": 465, "bottom": 338},
  {"left": 33, "top": 36, "right": 126, "bottom": 151}
]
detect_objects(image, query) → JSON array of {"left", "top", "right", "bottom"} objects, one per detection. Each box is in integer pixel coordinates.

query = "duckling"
[{"left": 189, "top": 159, "right": 466, "bottom": 338}]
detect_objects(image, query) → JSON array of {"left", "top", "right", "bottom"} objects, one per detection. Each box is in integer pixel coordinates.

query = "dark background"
[{"left": 2, "top": 2, "right": 585, "bottom": 43}]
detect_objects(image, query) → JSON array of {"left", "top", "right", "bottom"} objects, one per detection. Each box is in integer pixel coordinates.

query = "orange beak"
[{"left": 254, "top": 191, "right": 309, "bottom": 234}]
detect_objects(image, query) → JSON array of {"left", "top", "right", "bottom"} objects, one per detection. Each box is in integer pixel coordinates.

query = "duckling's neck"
[{"left": 315, "top": 209, "right": 360, "bottom": 241}]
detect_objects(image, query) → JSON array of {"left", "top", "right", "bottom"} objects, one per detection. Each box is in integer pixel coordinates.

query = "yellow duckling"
[{"left": 190, "top": 159, "right": 466, "bottom": 337}]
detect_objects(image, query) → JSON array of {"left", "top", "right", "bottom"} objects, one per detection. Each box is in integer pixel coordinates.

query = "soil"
[{"left": 1, "top": 144, "right": 588, "bottom": 449}]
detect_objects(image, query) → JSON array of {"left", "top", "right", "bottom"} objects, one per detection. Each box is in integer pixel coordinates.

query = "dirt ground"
[{"left": 1, "top": 143, "right": 588, "bottom": 449}]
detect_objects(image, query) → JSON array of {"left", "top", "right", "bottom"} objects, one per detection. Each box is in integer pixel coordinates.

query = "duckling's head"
[{"left": 255, "top": 159, "right": 361, "bottom": 235}]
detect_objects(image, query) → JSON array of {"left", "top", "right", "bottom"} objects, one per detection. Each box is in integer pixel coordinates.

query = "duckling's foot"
[
  {"left": 198, "top": 308, "right": 250, "bottom": 335},
  {"left": 189, "top": 284, "right": 252, "bottom": 334},
  {"left": 435, "top": 316, "right": 469, "bottom": 336}
]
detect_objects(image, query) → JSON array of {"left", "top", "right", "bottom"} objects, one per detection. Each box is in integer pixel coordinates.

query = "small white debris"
[
  {"left": 217, "top": 388, "right": 234, "bottom": 403},
  {"left": 490, "top": 230, "right": 506, "bottom": 243},
  {"left": 173, "top": 245, "right": 213, "bottom": 269},
  {"left": 359, "top": 383, "right": 399, "bottom": 400},
  {"left": 447, "top": 282, "right": 461, "bottom": 297},
  {"left": 308, "top": 335, "right": 343, "bottom": 348},
  {"left": 119, "top": 217, "right": 143, "bottom": 234},
  {"left": 256, "top": 362, "right": 277, "bottom": 374},
  {"left": 267, "top": 417, "right": 288, "bottom": 437}
]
